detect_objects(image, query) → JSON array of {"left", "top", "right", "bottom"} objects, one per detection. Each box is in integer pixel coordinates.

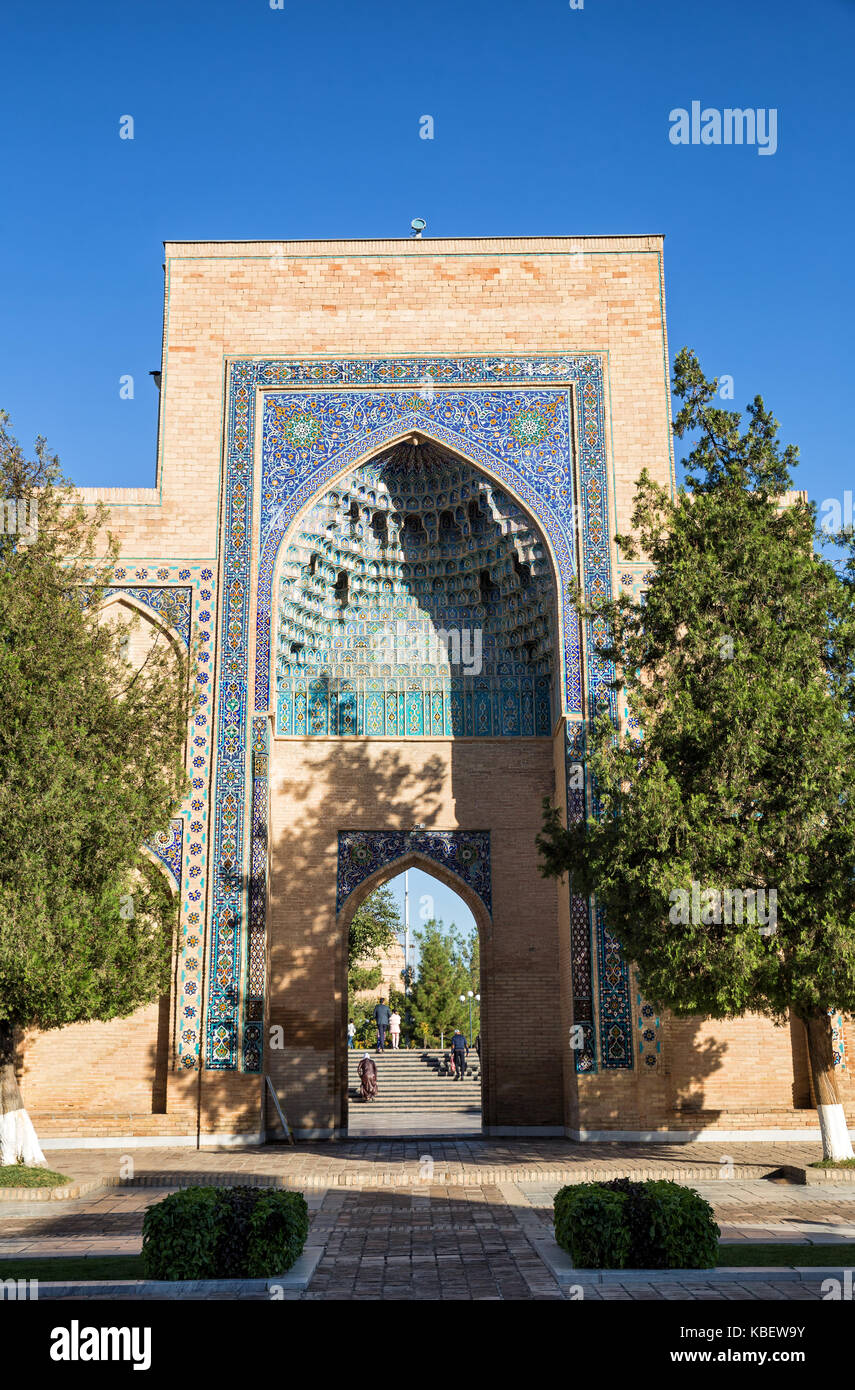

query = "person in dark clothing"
[
  {"left": 451, "top": 1029, "right": 468, "bottom": 1079},
  {"left": 357, "top": 1054, "right": 377, "bottom": 1101},
  {"left": 373, "top": 998, "right": 391, "bottom": 1052},
  {"left": 475, "top": 1033, "right": 481, "bottom": 1061}
]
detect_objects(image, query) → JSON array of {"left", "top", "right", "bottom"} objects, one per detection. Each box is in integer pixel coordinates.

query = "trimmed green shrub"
[
  {"left": 641, "top": 1180, "right": 720, "bottom": 1269},
  {"left": 214, "top": 1186, "right": 260, "bottom": 1279},
  {"left": 141, "top": 1185, "right": 310, "bottom": 1281},
  {"left": 246, "top": 1190, "right": 310, "bottom": 1276},
  {"left": 141, "top": 1187, "right": 223, "bottom": 1280},
  {"left": 553, "top": 1183, "right": 632, "bottom": 1269},
  {"left": 554, "top": 1178, "right": 719, "bottom": 1269}
]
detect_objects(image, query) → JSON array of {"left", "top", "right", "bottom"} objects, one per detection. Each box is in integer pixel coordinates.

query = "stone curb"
[
  {"left": 532, "top": 1237, "right": 851, "bottom": 1286},
  {"left": 15, "top": 1246, "right": 324, "bottom": 1299},
  {"left": 4, "top": 1162, "right": 846, "bottom": 1202},
  {"left": 564, "top": 1266, "right": 847, "bottom": 1285},
  {"left": 0, "top": 1180, "right": 110, "bottom": 1204},
  {"left": 113, "top": 1165, "right": 792, "bottom": 1189},
  {"left": 802, "top": 1168, "right": 855, "bottom": 1184}
]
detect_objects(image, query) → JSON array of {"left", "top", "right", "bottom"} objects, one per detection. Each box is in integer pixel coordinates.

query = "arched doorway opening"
[
  {"left": 263, "top": 430, "right": 571, "bottom": 1140},
  {"left": 339, "top": 857, "right": 487, "bottom": 1137}
]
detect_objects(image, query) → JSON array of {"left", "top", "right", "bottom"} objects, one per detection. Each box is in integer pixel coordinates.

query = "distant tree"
[
  {"left": 461, "top": 930, "right": 481, "bottom": 1041},
  {"left": 407, "top": 920, "right": 475, "bottom": 1045},
  {"left": 538, "top": 350, "right": 855, "bottom": 1160},
  {"left": 347, "top": 885, "right": 402, "bottom": 1035},
  {"left": 0, "top": 413, "right": 190, "bottom": 1164}
]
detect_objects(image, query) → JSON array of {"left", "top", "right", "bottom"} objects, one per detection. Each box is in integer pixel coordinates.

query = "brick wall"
[
  {"left": 15, "top": 236, "right": 846, "bottom": 1142},
  {"left": 265, "top": 736, "right": 564, "bottom": 1134}
]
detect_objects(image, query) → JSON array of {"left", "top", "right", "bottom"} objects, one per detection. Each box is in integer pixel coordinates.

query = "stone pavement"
[
  {"left": 3, "top": 1181, "right": 850, "bottom": 1301},
  {"left": 303, "top": 1186, "right": 565, "bottom": 1300},
  {"left": 32, "top": 1137, "right": 838, "bottom": 1188},
  {"left": 4, "top": 1142, "right": 855, "bottom": 1300}
]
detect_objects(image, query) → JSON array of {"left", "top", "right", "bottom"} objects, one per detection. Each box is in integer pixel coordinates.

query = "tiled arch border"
[
  {"left": 256, "top": 400, "right": 583, "bottom": 717},
  {"left": 207, "top": 355, "right": 627, "bottom": 1071},
  {"left": 103, "top": 564, "right": 217, "bottom": 1072},
  {"left": 337, "top": 830, "right": 492, "bottom": 918}
]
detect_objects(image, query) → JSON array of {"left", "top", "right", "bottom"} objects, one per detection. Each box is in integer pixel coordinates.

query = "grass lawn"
[
  {"left": 0, "top": 1165, "right": 70, "bottom": 1188},
  {"left": 811, "top": 1158, "right": 855, "bottom": 1169},
  {"left": 717, "top": 1244, "right": 855, "bottom": 1267},
  {"left": 0, "top": 1256, "right": 145, "bottom": 1281}
]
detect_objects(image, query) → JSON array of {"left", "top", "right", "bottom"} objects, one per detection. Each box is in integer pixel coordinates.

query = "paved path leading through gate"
[{"left": 3, "top": 1141, "right": 854, "bottom": 1300}]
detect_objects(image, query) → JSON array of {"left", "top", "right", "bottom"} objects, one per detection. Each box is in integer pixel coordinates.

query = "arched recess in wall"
[
  {"left": 270, "top": 434, "right": 565, "bottom": 739},
  {"left": 99, "top": 593, "right": 188, "bottom": 1111},
  {"left": 98, "top": 591, "right": 188, "bottom": 678},
  {"left": 337, "top": 849, "right": 492, "bottom": 1128}
]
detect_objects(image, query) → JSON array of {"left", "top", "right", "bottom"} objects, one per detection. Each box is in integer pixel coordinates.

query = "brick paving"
[
  {"left": 34, "top": 1137, "right": 837, "bottom": 1189},
  {"left": 4, "top": 1142, "right": 855, "bottom": 1300},
  {"left": 303, "top": 1186, "right": 565, "bottom": 1300},
  {"left": 572, "top": 1280, "right": 829, "bottom": 1300}
]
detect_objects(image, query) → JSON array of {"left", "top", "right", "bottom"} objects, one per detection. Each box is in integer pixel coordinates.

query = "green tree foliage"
[
  {"left": 407, "top": 920, "right": 479, "bottom": 1045},
  {"left": 538, "top": 350, "right": 855, "bottom": 1158},
  {"left": 0, "top": 414, "right": 190, "bottom": 1158},
  {"left": 346, "top": 885, "right": 402, "bottom": 1037}
]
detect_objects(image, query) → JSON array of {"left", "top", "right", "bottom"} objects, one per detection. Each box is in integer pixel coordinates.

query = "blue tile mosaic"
[
  {"left": 337, "top": 831, "right": 491, "bottom": 917},
  {"left": 104, "top": 586, "right": 192, "bottom": 648},
  {"left": 146, "top": 817, "right": 183, "bottom": 892},
  {"left": 207, "top": 355, "right": 624, "bottom": 1071}
]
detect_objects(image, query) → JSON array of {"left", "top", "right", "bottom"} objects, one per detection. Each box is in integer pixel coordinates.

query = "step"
[
  {"left": 347, "top": 1091, "right": 480, "bottom": 1101},
  {"left": 348, "top": 1100, "right": 482, "bottom": 1109},
  {"left": 347, "top": 1067, "right": 481, "bottom": 1077}
]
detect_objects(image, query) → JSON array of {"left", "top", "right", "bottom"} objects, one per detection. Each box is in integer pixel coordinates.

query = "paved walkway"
[
  {"left": 3, "top": 1181, "right": 850, "bottom": 1300},
  {"left": 32, "top": 1137, "right": 836, "bottom": 1188},
  {"left": 4, "top": 1143, "right": 854, "bottom": 1300}
]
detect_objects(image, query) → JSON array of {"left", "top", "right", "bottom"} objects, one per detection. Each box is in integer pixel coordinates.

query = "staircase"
[{"left": 347, "top": 1049, "right": 482, "bottom": 1128}]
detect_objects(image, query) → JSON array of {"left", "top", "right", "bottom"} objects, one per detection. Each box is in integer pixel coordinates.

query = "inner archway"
[
  {"left": 263, "top": 428, "right": 570, "bottom": 1140},
  {"left": 339, "top": 854, "right": 489, "bottom": 1138},
  {"left": 274, "top": 436, "right": 557, "bottom": 738}
]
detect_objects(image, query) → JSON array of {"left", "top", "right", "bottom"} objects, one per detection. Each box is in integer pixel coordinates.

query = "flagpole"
[{"left": 404, "top": 869, "right": 410, "bottom": 994}]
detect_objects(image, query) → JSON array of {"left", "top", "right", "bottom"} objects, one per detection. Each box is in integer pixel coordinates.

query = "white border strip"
[
  {"left": 39, "top": 1129, "right": 345, "bottom": 1149},
  {"left": 567, "top": 1127, "right": 855, "bottom": 1142}
]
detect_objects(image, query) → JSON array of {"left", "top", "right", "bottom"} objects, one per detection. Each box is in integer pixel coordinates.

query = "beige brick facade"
[{"left": 15, "top": 236, "right": 853, "bottom": 1145}]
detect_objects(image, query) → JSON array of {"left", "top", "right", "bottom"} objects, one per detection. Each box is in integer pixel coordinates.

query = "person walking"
[
  {"left": 451, "top": 1028, "right": 468, "bottom": 1080},
  {"left": 347, "top": 1020, "right": 356, "bottom": 1050},
  {"left": 389, "top": 1009, "right": 401, "bottom": 1050},
  {"left": 475, "top": 1033, "right": 481, "bottom": 1061},
  {"left": 373, "top": 997, "right": 391, "bottom": 1052}
]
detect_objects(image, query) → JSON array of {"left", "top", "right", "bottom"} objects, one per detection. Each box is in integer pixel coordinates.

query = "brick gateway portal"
[
  {"left": 16, "top": 236, "right": 849, "bottom": 1147},
  {"left": 256, "top": 404, "right": 600, "bottom": 1138}
]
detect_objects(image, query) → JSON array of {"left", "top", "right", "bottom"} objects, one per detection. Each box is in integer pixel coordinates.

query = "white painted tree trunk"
[
  {"left": 0, "top": 1021, "right": 47, "bottom": 1167},
  {"left": 817, "top": 1103, "right": 854, "bottom": 1162},
  {"left": 0, "top": 1105, "right": 47, "bottom": 1167},
  {"left": 804, "top": 1011, "right": 855, "bottom": 1162}
]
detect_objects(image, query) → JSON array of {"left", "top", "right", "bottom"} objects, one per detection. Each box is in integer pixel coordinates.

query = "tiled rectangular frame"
[
  {"left": 206, "top": 355, "right": 630, "bottom": 1071},
  {"left": 107, "top": 565, "right": 216, "bottom": 1070}
]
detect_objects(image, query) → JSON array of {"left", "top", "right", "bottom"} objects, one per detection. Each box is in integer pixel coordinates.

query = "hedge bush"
[
  {"left": 140, "top": 1187, "right": 222, "bottom": 1280},
  {"left": 246, "top": 1190, "right": 311, "bottom": 1277},
  {"left": 553, "top": 1178, "right": 719, "bottom": 1269},
  {"left": 141, "top": 1185, "right": 309, "bottom": 1281}
]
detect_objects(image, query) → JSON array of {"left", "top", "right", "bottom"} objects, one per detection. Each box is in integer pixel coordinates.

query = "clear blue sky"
[
  {"left": 1, "top": 0, "right": 852, "bottom": 512},
  {"left": 384, "top": 869, "right": 477, "bottom": 977}
]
